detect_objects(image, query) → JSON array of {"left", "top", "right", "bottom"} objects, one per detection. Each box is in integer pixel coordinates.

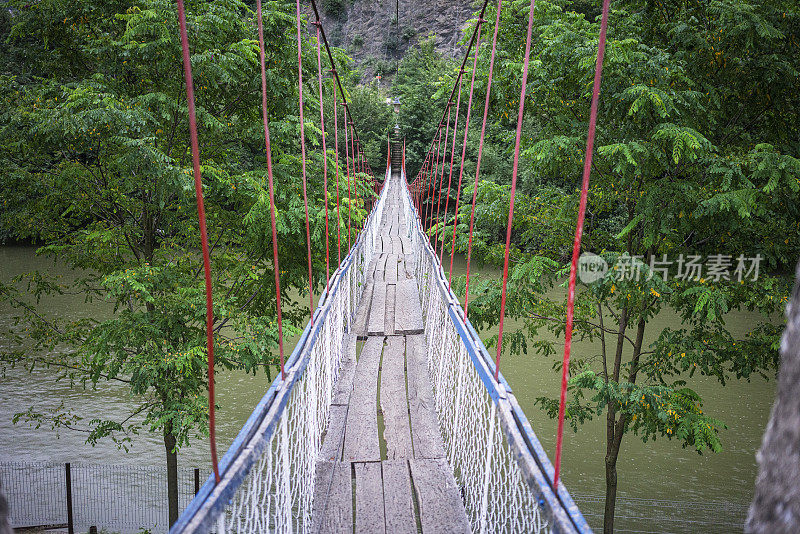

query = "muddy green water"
[{"left": 0, "top": 246, "right": 778, "bottom": 532}]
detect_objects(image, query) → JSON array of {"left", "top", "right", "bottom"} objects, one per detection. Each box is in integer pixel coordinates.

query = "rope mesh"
[
  {"left": 407, "top": 184, "right": 552, "bottom": 534},
  {"left": 173, "top": 172, "right": 387, "bottom": 533}
]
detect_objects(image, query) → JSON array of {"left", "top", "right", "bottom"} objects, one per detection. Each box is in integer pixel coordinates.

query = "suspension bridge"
[{"left": 169, "top": 0, "right": 612, "bottom": 530}]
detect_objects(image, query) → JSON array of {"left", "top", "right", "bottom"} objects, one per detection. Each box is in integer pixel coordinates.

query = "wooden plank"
[
  {"left": 403, "top": 254, "right": 416, "bottom": 278},
  {"left": 395, "top": 278, "right": 424, "bottom": 335},
  {"left": 409, "top": 458, "right": 470, "bottom": 534},
  {"left": 385, "top": 284, "right": 396, "bottom": 336},
  {"left": 313, "top": 461, "right": 354, "bottom": 534},
  {"left": 320, "top": 404, "right": 348, "bottom": 461},
  {"left": 400, "top": 236, "right": 412, "bottom": 255},
  {"left": 355, "top": 462, "right": 385, "bottom": 534},
  {"left": 354, "top": 278, "right": 374, "bottom": 340},
  {"left": 382, "top": 460, "right": 417, "bottom": 534},
  {"left": 384, "top": 254, "right": 398, "bottom": 283},
  {"left": 343, "top": 336, "right": 383, "bottom": 462},
  {"left": 406, "top": 335, "right": 446, "bottom": 459},
  {"left": 380, "top": 336, "right": 412, "bottom": 458},
  {"left": 311, "top": 461, "right": 333, "bottom": 533},
  {"left": 332, "top": 334, "right": 357, "bottom": 405},
  {"left": 373, "top": 253, "right": 387, "bottom": 282},
  {"left": 367, "top": 282, "right": 386, "bottom": 337}
]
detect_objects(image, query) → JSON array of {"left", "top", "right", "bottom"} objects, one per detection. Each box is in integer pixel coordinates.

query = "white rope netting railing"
[
  {"left": 171, "top": 171, "right": 389, "bottom": 534},
  {"left": 401, "top": 174, "right": 590, "bottom": 534}
]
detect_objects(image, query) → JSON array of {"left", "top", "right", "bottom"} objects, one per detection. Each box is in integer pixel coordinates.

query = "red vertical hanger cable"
[
  {"left": 495, "top": 0, "right": 535, "bottom": 385},
  {"left": 313, "top": 20, "right": 330, "bottom": 287},
  {"left": 295, "top": 0, "right": 315, "bottom": 321},
  {"left": 428, "top": 122, "right": 447, "bottom": 237},
  {"left": 343, "top": 103, "right": 353, "bottom": 250},
  {"left": 439, "top": 74, "right": 464, "bottom": 263},
  {"left": 176, "top": 0, "right": 220, "bottom": 484},
  {"left": 464, "top": 0, "right": 503, "bottom": 314},
  {"left": 554, "top": 0, "right": 612, "bottom": 491},
  {"left": 434, "top": 107, "right": 452, "bottom": 257},
  {"left": 333, "top": 83, "right": 342, "bottom": 265},
  {"left": 448, "top": 16, "right": 484, "bottom": 289},
  {"left": 427, "top": 130, "right": 443, "bottom": 235}
]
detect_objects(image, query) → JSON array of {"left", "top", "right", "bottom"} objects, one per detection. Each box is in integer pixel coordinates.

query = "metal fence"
[{"left": 1, "top": 461, "right": 205, "bottom": 533}]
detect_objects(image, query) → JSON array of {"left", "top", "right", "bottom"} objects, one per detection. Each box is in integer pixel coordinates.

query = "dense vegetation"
[
  {"left": 0, "top": 0, "right": 376, "bottom": 524},
  {"left": 394, "top": 0, "right": 799, "bottom": 531}
]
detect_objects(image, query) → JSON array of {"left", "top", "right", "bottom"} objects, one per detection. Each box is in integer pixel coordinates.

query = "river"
[{"left": 0, "top": 246, "right": 778, "bottom": 532}]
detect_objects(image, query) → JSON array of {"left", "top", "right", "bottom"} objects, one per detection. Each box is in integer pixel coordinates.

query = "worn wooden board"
[
  {"left": 400, "top": 236, "right": 412, "bottom": 255},
  {"left": 384, "top": 254, "right": 398, "bottom": 283},
  {"left": 380, "top": 336, "right": 412, "bottom": 459},
  {"left": 385, "top": 284, "right": 396, "bottom": 336},
  {"left": 396, "top": 256, "right": 409, "bottom": 280},
  {"left": 354, "top": 279, "right": 374, "bottom": 340},
  {"left": 311, "top": 460, "right": 333, "bottom": 533},
  {"left": 355, "top": 462, "right": 385, "bottom": 534},
  {"left": 343, "top": 336, "right": 383, "bottom": 462},
  {"left": 410, "top": 458, "right": 470, "bottom": 534},
  {"left": 373, "top": 253, "right": 387, "bottom": 283},
  {"left": 382, "top": 460, "right": 417, "bottom": 534},
  {"left": 395, "top": 278, "right": 424, "bottom": 335},
  {"left": 312, "top": 461, "right": 354, "bottom": 534},
  {"left": 320, "top": 404, "right": 348, "bottom": 462},
  {"left": 332, "top": 334, "right": 357, "bottom": 405},
  {"left": 367, "top": 282, "right": 386, "bottom": 337},
  {"left": 406, "top": 335, "right": 446, "bottom": 459}
]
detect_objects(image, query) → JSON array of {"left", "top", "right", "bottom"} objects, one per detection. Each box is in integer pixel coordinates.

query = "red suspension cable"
[
  {"left": 402, "top": 139, "right": 406, "bottom": 177},
  {"left": 465, "top": 0, "right": 503, "bottom": 313},
  {"left": 554, "top": 0, "right": 612, "bottom": 491},
  {"left": 313, "top": 20, "right": 330, "bottom": 287},
  {"left": 426, "top": 130, "right": 443, "bottom": 235},
  {"left": 176, "top": 0, "right": 220, "bottom": 484},
  {"left": 255, "top": 0, "right": 287, "bottom": 386},
  {"left": 344, "top": 103, "right": 352, "bottom": 250},
  {"left": 448, "top": 16, "right": 484, "bottom": 289},
  {"left": 333, "top": 83, "right": 342, "bottom": 264},
  {"left": 434, "top": 107, "right": 452, "bottom": 256},
  {"left": 439, "top": 75, "right": 464, "bottom": 263},
  {"left": 295, "top": 0, "right": 315, "bottom": 321},
  {"left": 495, "top": 0, "right": 536, "bottom": 384}
]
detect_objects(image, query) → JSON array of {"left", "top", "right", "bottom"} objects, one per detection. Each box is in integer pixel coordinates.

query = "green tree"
[
  {"left": 392, "top": 35, "right": 453, "bottom": 179},
  {"left": 0, "top": 0, "right": 373, "bottom": 524},
  {"left": 346, "top": 82, "right": 394, "bottom": 173},
  {"left": 442, "top": 0, "right": 799, "bottom": 531}
]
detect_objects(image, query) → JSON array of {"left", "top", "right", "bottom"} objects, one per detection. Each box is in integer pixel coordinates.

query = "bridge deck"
[{"left": 312, "top": 176, "right": 470, "bottom": 533}]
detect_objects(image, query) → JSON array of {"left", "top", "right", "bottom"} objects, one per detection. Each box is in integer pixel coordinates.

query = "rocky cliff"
[{"left": 308, "top": 0, "right": 475, "bottom": 81}]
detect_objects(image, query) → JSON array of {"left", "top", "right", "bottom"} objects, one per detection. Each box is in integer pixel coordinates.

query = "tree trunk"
[
  {"left": 164, "top": 425, "right": 179, "bottom": 528},
  {"left": 746, "top": 261, "right": 800, "bottom": 533},
  {"left": 603, "top": 314, "right": 645, "bottom": 533},
  {"left": 604, "top": 454, "right": 618, "bottom": 534}
]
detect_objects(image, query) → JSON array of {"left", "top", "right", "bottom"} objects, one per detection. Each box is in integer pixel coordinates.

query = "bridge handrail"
[
  {"left": 400, "top": 170, "right": 592, "bottom": 534},
  {"left": 171, "top": 167, "right": 391, "bottom": 533}
]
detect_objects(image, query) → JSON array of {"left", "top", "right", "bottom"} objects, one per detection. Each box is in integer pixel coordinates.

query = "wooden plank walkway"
[{"left": 312, "top": 174, "right": 470, "bottom": 534}]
